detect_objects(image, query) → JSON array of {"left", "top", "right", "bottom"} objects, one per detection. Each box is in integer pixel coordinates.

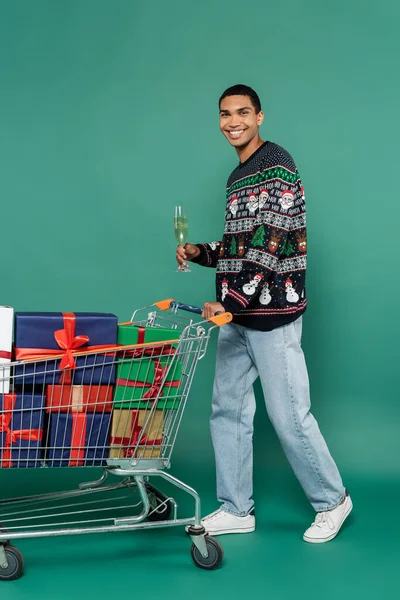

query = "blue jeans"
[{"left": 210, "top": 318, "right": 345, "bottom": 515}]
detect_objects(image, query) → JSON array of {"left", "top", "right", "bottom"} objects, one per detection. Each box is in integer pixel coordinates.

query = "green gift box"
[
  {"left": 115, "top": 324, "right": 182, "bottom": 410},
  {"left": 117, "top": 323, "right": 180, "bottom": 346}
]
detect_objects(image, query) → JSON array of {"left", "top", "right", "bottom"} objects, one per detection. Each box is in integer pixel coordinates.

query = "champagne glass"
[{"left": 174, "top": 206, "right": 190, "bottom": 272}]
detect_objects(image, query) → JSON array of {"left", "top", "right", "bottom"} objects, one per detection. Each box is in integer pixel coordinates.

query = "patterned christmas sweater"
[{"left": 193, "top": 141, "right": 307, "bottom": 331}]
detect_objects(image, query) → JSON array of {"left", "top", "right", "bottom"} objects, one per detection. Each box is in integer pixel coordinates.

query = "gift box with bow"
[
  {"left": 14, "top": 312, "right": 118, "bottom": 386},
  {"left": 109, "top": 408, "right": 164, "bottom": 460},
  {"left": 0, "top": 392, "right": 45, "bottom": 468},
  {"left": 115, "top": 324, "right": 181, "bottom": 410}
]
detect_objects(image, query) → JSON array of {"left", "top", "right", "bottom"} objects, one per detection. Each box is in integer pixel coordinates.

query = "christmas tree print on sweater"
[
  {"left": 281, "top": 238, "right": 295, "bottom": 256},
  {"left": 251, "top": 225, "right": 265, "bottom": 247}
]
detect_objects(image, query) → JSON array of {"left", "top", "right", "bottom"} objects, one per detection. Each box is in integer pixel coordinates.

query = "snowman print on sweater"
[
  {"left": 279, "top": 190, "right": 295, "bottom": 211},
  {"left": 284, "top": 278, "right": 299, "bottom": 303},
  {"left": 259, "top": 282, "right": 273, "bottom": 305},
  {"left": 221, "top": 279, "right": 229, "bottom": 302},
  {"left": 242, "top": 273, "right": 263, "bottom": 296}
]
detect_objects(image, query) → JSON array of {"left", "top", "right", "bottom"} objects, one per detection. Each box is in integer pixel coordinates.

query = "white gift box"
[{"left": 0, "top": 306, "right": 13, "bottom": 394}]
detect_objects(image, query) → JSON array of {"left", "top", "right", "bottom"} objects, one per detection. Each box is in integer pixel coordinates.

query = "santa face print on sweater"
[
  {"left": 242, "top": 273, "right": 263, "bottom": 296},
  {"left": 229, "top": 196, "right": 239, "bottom": 215},
  {"left": 247, "top": 194, "right": 258, "bottom": 214},
  {"left": 258, "top": 189, "right": 269, "bottom": 209},
  {"left": 279, "top": 190, "right": 295, "bottom": 211}
]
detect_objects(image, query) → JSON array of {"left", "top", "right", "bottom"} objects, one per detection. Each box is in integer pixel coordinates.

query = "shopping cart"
[{"left": 0, "top": 300, "right": 232, "bottom": 579}]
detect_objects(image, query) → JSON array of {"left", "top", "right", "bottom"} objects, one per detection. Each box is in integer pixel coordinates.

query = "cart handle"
[{"left": 154, "top": 300, "right": 232, "bottom": 327}]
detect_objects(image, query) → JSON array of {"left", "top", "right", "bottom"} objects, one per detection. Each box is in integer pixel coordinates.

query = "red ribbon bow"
[
  {"left": 0, "top": 394, "right": 43, "bottom": 468},
  {"left": 54, "top": 313, "right": 90, "bottom": 372}
]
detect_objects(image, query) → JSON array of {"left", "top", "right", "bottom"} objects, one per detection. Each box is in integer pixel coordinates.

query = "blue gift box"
[
  {"left": 0, "top": 392, "right": 45, "bottom": 468},
  {"left": 45, "top": 412, "right": 111, "bottom": 467},
  {"left": 14, "top": 312, "right": 118, "bottom": 386}
]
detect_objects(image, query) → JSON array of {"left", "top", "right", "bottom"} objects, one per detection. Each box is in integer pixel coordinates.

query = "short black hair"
[{"left": 219, "top": 84, "right": 262, "bottom": 114}]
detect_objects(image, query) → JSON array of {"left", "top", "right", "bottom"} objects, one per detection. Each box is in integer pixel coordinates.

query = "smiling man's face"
[{"left": 219, "top": 95, "right": 264, "bottom": 149}]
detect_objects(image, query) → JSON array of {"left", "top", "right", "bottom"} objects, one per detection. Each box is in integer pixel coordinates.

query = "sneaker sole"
[
  {"left": 203, "top": 525, "right": 255, "bottom": 536},
  {"left": 303, "top": 499, "right": 353, "bottom": 544}
]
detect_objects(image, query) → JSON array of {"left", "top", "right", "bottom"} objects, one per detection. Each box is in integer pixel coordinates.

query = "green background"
[{"left": 1, "top": 0, "right": 399, "bottom": 597}]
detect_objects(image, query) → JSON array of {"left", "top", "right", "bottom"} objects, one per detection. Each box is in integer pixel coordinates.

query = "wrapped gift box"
[
  {"left": 116, "top": 323, "right": 181, "bottom": 409},
  {"left": 0, "top": 392, "right": 45, "bottom": 468},
  {"left": 14, "top": 312, "right": 118, "bottom": 386},
  {"left": 46, "top": 412, "right": 111, "bottom": 467},
  {"left": 117, "top": 323, "right": 180, "bottom": 346},
  {"left": 0, "top": 306, "right": 13, "bottom": 394},
  {"left": 46, "top": 385, "right": 113, "bottom": 413},
  {"left": 109, "top": 409, "right": 163, "bottom": 459}
]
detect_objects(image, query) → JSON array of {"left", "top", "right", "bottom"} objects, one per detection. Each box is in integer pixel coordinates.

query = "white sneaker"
[
  {"left": 303, "top": 494, "right": 353, "bottom": 543},
  {"left": 201, "top": 508, "right": 255, "bottom": 536}
]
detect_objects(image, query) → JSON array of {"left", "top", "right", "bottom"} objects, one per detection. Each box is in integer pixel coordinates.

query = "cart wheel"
[
  {"left": 191, "top": 536, "right": 224, "bottom": 570},
  {"left": 0, "top": 545, "right": 24, "bottom": 581},
  {"left": 147, "top": 489, "right": 172, "bottom": 522}
]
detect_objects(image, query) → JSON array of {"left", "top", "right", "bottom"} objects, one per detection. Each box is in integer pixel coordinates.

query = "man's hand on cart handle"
[
  {"left": 176, "top": 243, "right": 200, "bottom": 269},
  {"left": 202, "top": 302, "right": 225, "bottom": 320}
]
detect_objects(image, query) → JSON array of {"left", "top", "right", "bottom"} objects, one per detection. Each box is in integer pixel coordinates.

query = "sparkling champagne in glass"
[{"left": 174, "top": 206, "right": 190, "bottom": 272}]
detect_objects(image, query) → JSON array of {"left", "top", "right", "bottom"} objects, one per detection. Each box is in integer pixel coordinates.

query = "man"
[{"left": 176, "top": 84, "right": 352, "bottom": 543}]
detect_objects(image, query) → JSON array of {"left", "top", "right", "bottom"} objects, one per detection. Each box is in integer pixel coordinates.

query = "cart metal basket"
[{"left": 0, "top": 300, "right": 232, "bottom": 578}]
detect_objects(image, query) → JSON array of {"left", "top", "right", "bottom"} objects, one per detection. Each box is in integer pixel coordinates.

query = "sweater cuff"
[{"left": 191, "top": 244, "right": 211, "bottom": 266}]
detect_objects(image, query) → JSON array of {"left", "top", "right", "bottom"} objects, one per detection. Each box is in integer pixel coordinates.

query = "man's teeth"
[{"left": 229, "top": 130, "right": 244, "bottom": 136}]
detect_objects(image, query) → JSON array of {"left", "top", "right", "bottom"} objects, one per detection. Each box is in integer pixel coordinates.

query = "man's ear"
[{"left": 257, "top": 111, "right": 264, "bottom": 126}]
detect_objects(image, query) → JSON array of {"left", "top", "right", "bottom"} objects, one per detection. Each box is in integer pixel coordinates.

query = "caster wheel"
[
  {"left": 146, "top": 483, "right": 172, "bottom": 522},
  {"left": 191, "top": 536, "right": 224, "bottom": 570},
  {"left": 0, "top": 545, "right": 24, "bottom": 581}
]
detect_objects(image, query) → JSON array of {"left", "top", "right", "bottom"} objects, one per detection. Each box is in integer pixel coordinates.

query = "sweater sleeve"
[
  {"left": 221, "top": 175, "right": 304, "bottom": 314},
  {"left": 190, "top": 242, "right": 222, "bottom": 268}
]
